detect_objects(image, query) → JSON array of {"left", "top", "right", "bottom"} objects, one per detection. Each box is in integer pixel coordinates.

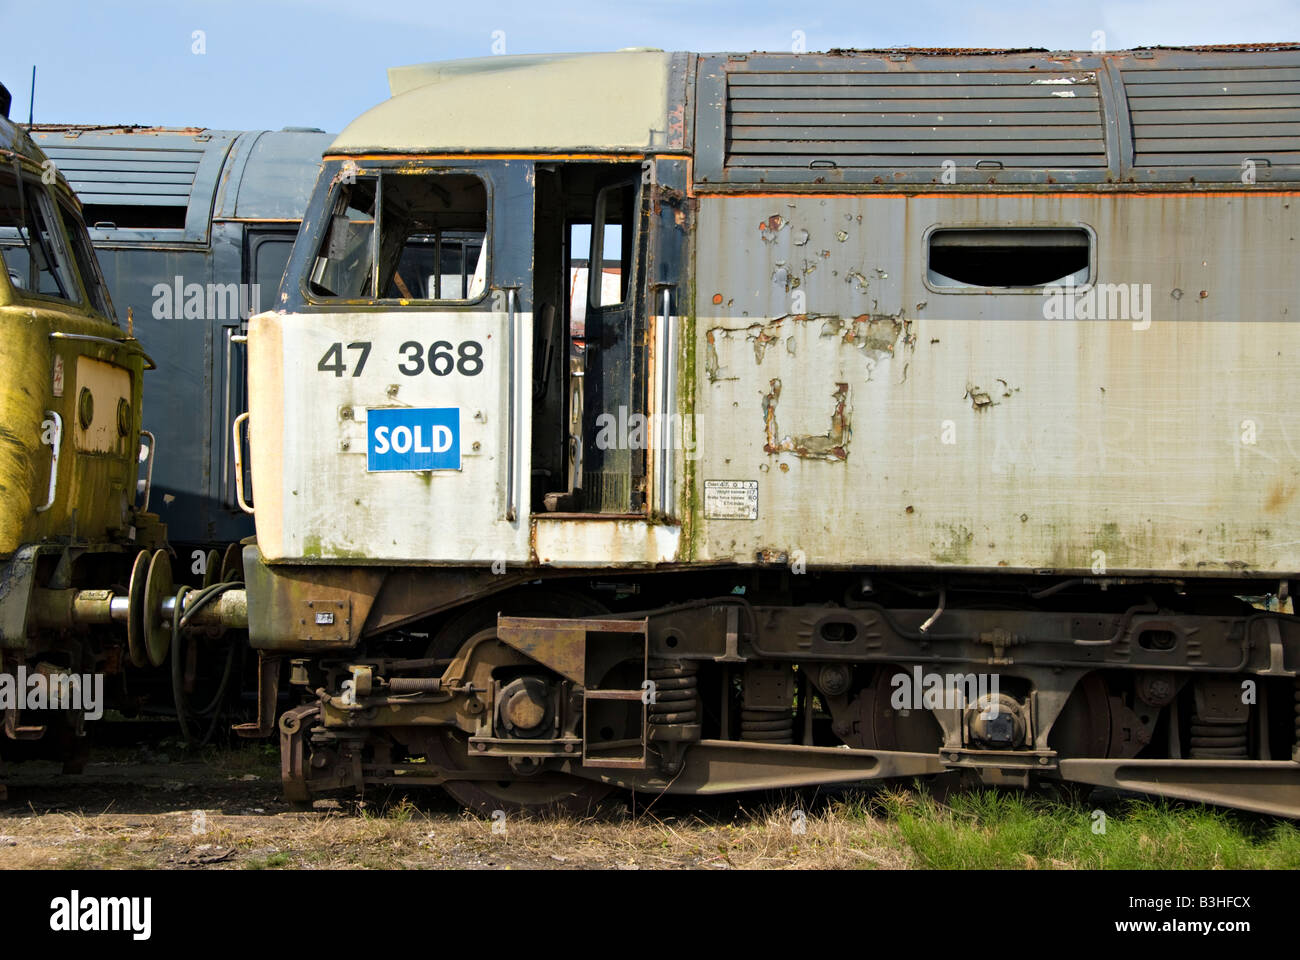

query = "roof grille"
[
  {"left": 40, "top": 145, "right": 202, "bottom": 207},
  {"left": 724, "top": 68, "right": 1107, "bottom": 172},
  {"left": 1124, "top": 65, "right": 1300, "bottom": 170}
]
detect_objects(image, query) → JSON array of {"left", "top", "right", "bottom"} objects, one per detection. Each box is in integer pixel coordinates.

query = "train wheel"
[{"left": 424, "top": 587, "right": 614, "bottom": 815}]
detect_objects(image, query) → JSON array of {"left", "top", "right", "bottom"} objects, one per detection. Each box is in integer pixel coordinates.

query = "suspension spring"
[
  {"left": 1188, "top": 717, "right": 1249, "bottom": 759},
  {"left": 740, "top": 706, "right": 794, "bottom": 744},
  {"left": 648, "top": 660, "right": 700, "bottom": 730}
]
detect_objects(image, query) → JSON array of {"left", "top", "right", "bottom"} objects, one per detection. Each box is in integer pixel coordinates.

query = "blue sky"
[{"left": 4, "top": 0, "right": 1299, "bottom": 133}]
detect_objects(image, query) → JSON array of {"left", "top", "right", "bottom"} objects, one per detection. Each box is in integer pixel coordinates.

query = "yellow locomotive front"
[{"left": 0, "top": 89, "right": 169, "bottom": 791}]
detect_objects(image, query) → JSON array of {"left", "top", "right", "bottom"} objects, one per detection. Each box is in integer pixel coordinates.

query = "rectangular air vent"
[
  {"left": 719, "top": 65, "right": 1107, "bottom": 182},
  {"left": 1124, "top": 63, "right": 1300, "bottom": 177},
  {"left": 42, "top": 146, "right": 202, "bottom": 208}
]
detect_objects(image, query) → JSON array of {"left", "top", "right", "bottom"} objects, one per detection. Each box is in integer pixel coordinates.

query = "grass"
[
  {"left": 246, "top": 852, "right": 292, "bottom": 870},
  {"left": 838, "top": 786, "right": 1300, "bottom": 869},
  {"left": 3, "top": 767, "right": 1298, "bottom": 869}
]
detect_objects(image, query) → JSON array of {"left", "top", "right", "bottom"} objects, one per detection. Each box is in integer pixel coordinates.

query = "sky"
[{"left": 3, "top": 0, "right": 1299, "bottom": 133}]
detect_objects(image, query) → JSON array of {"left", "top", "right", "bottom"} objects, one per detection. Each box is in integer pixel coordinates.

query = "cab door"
[
  {"left": 580, "top": 173, "right": 645, "bottom": 514},
  {"left": 248, "top": 160, "right": 535, "bottom": 565}
]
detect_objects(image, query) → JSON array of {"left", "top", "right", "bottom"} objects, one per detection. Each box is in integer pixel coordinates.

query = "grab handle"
[
  {"left": 35, "top": 411, "right": 62, "bottom": 513},
  {"left": 233, "top": 412, "right": 253, "bottom": 515}
]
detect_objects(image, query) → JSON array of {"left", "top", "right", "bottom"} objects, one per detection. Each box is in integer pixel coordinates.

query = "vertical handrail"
[
  {"left": 232, "top": 412, "right": 253, "bottom": 514},
  {"left": 35, "top": 411, "right": 62, "bottom": 513},
  {"left": 221, "top": 325, "right": 233, "bottom": 505},
  {"left": 505, "top": 287, "right": 519, "bottom": 522},
  {"left": 655, "top": 285, "right": 676, "bottom": 516}
]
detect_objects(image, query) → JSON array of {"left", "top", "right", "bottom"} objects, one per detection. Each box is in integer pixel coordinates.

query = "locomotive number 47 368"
[{"left": 316, "top": 340, "right": 484, "bottom": 378}]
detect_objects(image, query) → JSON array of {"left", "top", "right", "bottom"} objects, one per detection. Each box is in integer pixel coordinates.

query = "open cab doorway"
[{"left": 530, "top": 162, "right": 649, "bottom": 519}]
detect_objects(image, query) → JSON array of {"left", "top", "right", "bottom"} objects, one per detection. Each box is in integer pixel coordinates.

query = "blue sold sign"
[{"left": 367, "top": 407, "right": 460, "bottom": 471}]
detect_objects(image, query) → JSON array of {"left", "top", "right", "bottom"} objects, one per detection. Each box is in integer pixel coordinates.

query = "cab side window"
[
  {"left": 59, "top": 202, "right": 115, "bottom": 317},
  {"left": 309, "top": 177, "right": 377, "bottom": 298},
  {"left": 0, "top": 172, "right": 80, "bottom": 302},
  {"left": 308, "top": 171, "right": 487, "bottom": 303}
]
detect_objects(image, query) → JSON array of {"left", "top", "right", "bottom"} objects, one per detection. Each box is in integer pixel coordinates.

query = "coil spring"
[
  {"left": 740, "top": 706, "right": 794, "bottom": 744},
  {"left": 1188, "top": 717, "right": 1249, "bottom": 759},
  {"left": 648, "top": 660, "right": 699, "bottom": 729}
]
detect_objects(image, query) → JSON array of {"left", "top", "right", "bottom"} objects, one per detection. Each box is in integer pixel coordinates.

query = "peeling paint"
[
  {"left": 747, "top": 320, "right": 784, "bottom": 363},
  {"left": 844, "top": 268, "right": 870, "bottom": 293},
  {"left": 762, "top": 379, "right": 851, "bottom": 461},
  {"left": 759, "top": 214, "right": 789, "bottom": 242},
  {"left": 842, "top": 314, "right": 904, "bottom": 361},
  {"left": 965, "top": 383, "right": 995, "bottom": 410}
]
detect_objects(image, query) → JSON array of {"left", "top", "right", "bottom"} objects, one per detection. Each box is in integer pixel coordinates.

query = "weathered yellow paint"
[
  {"left": 0, "top": 314, "right": 48, "bottom": 555},
  {"left": 0, "top": 306, "right": 144, "bottom": 557}
]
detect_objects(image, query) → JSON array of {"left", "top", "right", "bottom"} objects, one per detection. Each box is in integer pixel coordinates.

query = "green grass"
[
  {"left": 833, "top": 786, "right": 1300, "bottom": 869},
  {"left": 245, "top": 851, "right": 292, "bottom": 869}
]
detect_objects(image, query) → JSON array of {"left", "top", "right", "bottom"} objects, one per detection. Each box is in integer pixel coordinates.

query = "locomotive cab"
[{"left": 251, "top": 53, "right": 689, "bottom": 571}]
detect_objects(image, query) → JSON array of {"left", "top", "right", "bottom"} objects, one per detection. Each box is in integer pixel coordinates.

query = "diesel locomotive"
[
  {"left": 0, "top": 86, "right": 172, "bottom": 792},
  {"left": 122, "top": 47, "right": 1300, "bottom": 815}
]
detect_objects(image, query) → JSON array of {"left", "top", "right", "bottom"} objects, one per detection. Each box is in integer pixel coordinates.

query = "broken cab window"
[
  {"left": 309, "top": 177, "right": 377, "bottom": 298},
  {"left": 927, "top": 228, "right": 1090, "bottom": 288},
  {"left": 309, "top": 171, "right": 488, "bottom": 303}
]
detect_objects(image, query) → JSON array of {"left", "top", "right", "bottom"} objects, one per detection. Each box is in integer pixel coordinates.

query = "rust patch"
[
  {"left": 964, "top": 379, "right": 1017, "bottom": 410},
  {"left": 704, "top": 329, "right": 727, "bottom": 382},
  {"left": 667, "top": 102, "right": 685, "bottom": 150},
  {"left": 965, "top": 384, "right": 995, "bottom": 411},
  {"left": 746, "top": 318, "right": 789, "bottom": 363},
  {"left": 759, "top": 214, "right": 788, "bottom": 242},
  {"left": 762, "top": 379, "right": 851, "bottom": 462},
  {"left": 842, "top": 314, "right": 904, "bottom": 361},
  {"left": 1265, "top": 481, "right": 1295, "bottom": 512}
]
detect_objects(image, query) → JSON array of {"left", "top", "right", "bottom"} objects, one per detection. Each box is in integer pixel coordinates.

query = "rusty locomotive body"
[{"left": 212, "top": 46, "right": 1300, "bottom": 815}]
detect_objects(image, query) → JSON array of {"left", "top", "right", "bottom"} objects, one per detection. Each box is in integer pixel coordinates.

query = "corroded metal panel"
[{"left": 692, "top": 191, "right": 1300, "bottom": 576}]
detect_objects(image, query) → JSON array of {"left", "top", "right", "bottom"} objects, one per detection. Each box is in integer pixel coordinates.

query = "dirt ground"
[{"left": 0, "top": 744, "right": 909, "bottom": 870}]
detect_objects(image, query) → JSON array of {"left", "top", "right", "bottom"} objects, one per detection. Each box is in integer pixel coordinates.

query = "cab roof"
[{"left": 331, "top": 51, "right": 683, "bottom": 155}]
